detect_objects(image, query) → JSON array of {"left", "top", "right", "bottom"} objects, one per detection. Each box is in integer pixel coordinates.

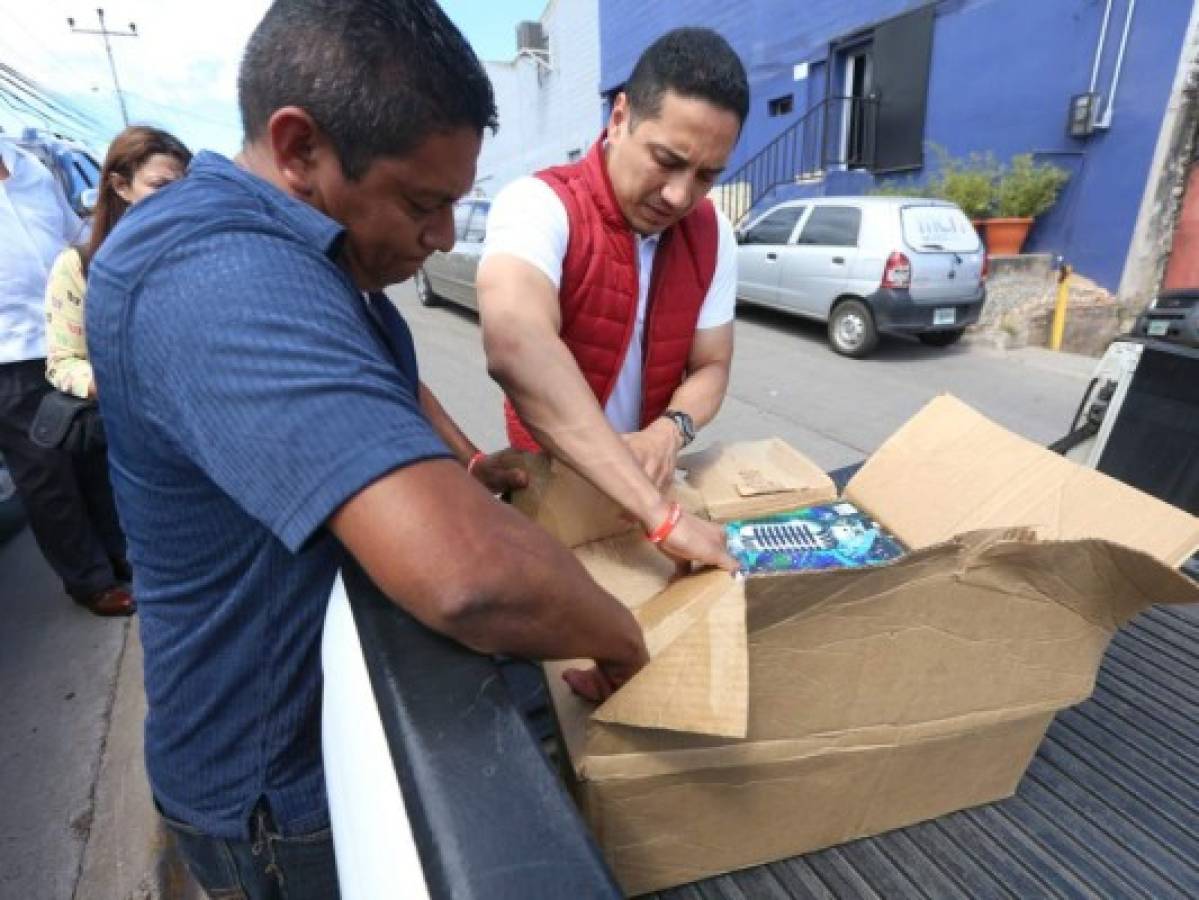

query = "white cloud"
[{"left": 2, "top": 0, "right": 268, "bottom": 154}]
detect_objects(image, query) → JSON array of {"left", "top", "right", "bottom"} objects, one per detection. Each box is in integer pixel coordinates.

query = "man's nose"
[
  {"left": 423, "top": 206, "right": 456, "bottom": 253},
  {"left": 661, "top": 174, "right": 692, "bottom": 211}
]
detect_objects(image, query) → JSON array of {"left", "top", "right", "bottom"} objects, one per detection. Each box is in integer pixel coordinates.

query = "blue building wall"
[{"left": 598, "top": 0, "right": 1190, "bottom": 291}]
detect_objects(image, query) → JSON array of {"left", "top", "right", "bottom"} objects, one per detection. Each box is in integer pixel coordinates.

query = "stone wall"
[{"left": 970, "top": 255, "right": 1133, "bottom": 356}]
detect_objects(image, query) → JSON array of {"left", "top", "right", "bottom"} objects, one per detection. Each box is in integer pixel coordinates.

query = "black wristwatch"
[{"left": 661, "top": 409, "right": 696, "bottom": 447}]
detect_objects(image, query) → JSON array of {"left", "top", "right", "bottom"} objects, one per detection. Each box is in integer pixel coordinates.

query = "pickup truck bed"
[{"left": 344, "top": 539, "right": 1199, "bottom": 899}]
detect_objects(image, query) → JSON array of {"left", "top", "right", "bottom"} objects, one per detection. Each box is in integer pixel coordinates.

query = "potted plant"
[
  {"left": 986, "top": 154, "right": 1069, "bottom": 255},
  {"left": 927, "top": 148, "right": 998, "bottom": 232},
  {"left": 871, "top": 146, "right": 997, "bottom": 241}
]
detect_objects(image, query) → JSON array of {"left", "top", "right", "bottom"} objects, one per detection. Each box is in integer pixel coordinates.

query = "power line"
[
  {"left": 0, "top": 61, "right": 116, "bottom": 148},
  {"left": 0, "top": 64, "right": 108, "bottom": 133},
  {"left": 0, "top": 85, "right": 97, "bottom": 142},
  {"left": 0, "top": 56, "right": 116, "bottom": 144},
  {"left": 0, "top": 79, "right": 98, "bottom": 139}
]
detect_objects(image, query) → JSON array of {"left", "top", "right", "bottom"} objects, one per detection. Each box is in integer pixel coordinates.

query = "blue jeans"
[{"left": 161, "top": 801, "right": 340, "bottom": 900}]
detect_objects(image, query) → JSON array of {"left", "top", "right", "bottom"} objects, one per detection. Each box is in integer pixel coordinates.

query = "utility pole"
[{"left": 68, "top": 8, "right": 137, "bottom": 126}]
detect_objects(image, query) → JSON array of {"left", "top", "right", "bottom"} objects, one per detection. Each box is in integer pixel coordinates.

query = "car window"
[
  {"left": 68, "top": 151, "right": 100, "bottom": 189},
  {"left": 452, "top": 203, "right": 473, "bottom": 241},
  {"left": 901, "top": 204, "right": 980, "bottom": 253},
  {"left": 797, "top": 206, "right": 861, "bottom": 247},
  {"left": 463, "top": 202, "right": 488, "bottom": 243},
  {"left": 742, "top": 206, "right": 804, "bottom": 245}
]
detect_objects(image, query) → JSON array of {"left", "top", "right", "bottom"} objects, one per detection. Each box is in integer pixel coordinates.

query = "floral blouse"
[{"left": 44, "top": 247, "right": 94, "bottom": 399}]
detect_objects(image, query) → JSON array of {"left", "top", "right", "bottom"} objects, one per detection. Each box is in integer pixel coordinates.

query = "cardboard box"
[{"left": 516, "top": 396, "right": 1199, "bottom": 896}]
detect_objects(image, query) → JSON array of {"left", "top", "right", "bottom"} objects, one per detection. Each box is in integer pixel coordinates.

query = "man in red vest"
[{"left": 478, "top": 28, "right": 747, "bottom": 570}]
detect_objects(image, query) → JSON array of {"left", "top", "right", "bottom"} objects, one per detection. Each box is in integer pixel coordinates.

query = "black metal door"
[{"left": 871, "top": 3, "right": 935, "bottom": 173}]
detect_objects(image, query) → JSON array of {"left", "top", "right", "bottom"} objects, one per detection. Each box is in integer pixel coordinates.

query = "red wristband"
[
  {"left": 646, "top": 502, "right": 682, "bottom": 544},
  {"left": 467, "top": 451, "right": 486, "bottom": 476}
]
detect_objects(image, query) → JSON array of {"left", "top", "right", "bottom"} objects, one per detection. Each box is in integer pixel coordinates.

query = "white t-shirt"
[
  {"left": 482, "top": 176, "right": 736, "bottom": 433},
  {"left": 0, "top": 142, "right": 81, "bottom": 363}
]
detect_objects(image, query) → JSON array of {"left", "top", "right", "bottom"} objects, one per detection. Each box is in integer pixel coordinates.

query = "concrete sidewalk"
[{"left": 0, "top": 526, "right": 192, "bottom": 899}]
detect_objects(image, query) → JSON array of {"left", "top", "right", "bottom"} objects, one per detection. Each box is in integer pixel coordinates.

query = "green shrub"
[
  {"left": 995, "top": 154, "right": 1069, "bottom": 218},
  {"left": 868, "top": 180, "right": 923, "bottom": 197},
  {"left": 927, "top": 149, "right": 999, "bottom": 220},
  {"left": 869, "top": 145, "right": 997, "bottom": 218},
  {"left": 868, "top": 147, "right": 1068, "bottom": 221}
]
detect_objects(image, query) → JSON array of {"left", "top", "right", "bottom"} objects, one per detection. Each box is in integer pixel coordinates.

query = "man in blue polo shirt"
[{"left": 86, "top": 2, "right": 653, "bottom": 896}]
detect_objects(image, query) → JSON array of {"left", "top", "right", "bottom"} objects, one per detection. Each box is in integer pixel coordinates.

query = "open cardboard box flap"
[
  {"left": 845, "top": 394, "right": 1199, "bottom": 566},
  {"left": 678, "top": 438, "right": 837, "bottom": 521},
  {"left": 520, "top": 397, "right": 1199, "bottom": 894},
  {"left": 528, "top": 395, "right": 1199, "bottom": 746},
  {"left": 551, "top": 525, "right": 1199, "bottom": 763}
]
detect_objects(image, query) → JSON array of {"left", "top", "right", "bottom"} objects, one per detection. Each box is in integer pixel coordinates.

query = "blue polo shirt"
[{"left": 87, "top": 152, "right": 451, "bottom": 839}]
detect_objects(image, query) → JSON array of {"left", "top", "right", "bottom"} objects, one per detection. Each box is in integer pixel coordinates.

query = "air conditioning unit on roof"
[{"left": 516, "top": 20, "right": 547, "bottom": 54}]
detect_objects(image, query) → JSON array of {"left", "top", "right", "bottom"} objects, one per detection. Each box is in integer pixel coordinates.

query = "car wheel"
[
  {"left": 917, "top": 328, "right": 965, "bottom": 348},
  {"left": 828, "top": 299, "right": 879, "bottom": 358},
  {"left": 414, "top": 269, "right": 438, "bottom": 307}
]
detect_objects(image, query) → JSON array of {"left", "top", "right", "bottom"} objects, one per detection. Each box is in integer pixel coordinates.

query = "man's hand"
[
  {"left": 657, "top": 510, "right": 739, "bottom": 573},
  {"left": 470, "top": 449, "right": 530, "bottom": 494},
  {"left": 624, "top": 418, "right": 682, "bottom": 493},
  {"left": 562, "top": 639, "right": 650, "bottom": 703}
]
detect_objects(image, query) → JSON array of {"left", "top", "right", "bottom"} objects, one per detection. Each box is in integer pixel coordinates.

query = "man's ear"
[
  {"left": 609, "top": 92, "right": 631, "bottom": 140},
  {"left": 265, "top": 106, "right": 327, "bottom": 199}
]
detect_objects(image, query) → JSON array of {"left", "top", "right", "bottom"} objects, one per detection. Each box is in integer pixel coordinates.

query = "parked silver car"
[
  {"left": 415, "top": 198, "right": 489, "bottom": 311},
  {"left": 736, "top": 196, "right": 986, "bottom": 357}
]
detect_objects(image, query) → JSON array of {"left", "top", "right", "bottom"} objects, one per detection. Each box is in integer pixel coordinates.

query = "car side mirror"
[
  {"left": 78, "top": 187, "right": 99, "bottom": 214},
  {"left": 734, "top": 227, "right": 746, "bottom": 244}
]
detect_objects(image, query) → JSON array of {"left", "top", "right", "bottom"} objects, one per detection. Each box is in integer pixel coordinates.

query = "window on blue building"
[{"left": 768, "top": 94, "right": 794, "bottom": 117}]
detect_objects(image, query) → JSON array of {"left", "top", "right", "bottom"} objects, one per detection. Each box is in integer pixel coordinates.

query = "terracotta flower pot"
[{"left": 984, "top": 217, "right": 1034, "bottom": 255}]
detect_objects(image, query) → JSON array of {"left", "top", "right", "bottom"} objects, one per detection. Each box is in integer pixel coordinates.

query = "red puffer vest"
[{"left": 503, "top": 137, "right": 719, "bottom": 452}]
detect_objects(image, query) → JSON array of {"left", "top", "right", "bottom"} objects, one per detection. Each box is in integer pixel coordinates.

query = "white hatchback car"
[{"left": 736, "top": 196, "right": 986, "bottom": 357}]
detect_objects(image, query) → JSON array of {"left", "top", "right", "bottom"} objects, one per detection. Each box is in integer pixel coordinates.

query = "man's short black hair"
[
  {"left": 625, "top": 28, "right": 749, "bottom": 128},
  {"left": 238, "top": 0, "right": 497, "bottom": 179}
]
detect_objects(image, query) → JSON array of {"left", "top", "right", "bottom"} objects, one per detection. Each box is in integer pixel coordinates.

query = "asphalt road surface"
[
  {"left": 0, "top": 280, "right": 1097, "bottom": 899},
  {"left": 391, "top": 281, "right": 1096, "bottom": 468}
]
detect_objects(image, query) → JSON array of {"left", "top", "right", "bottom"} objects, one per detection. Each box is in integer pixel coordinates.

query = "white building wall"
[{"left": 475, "top": 0, "right": 601, "bottom": 197}]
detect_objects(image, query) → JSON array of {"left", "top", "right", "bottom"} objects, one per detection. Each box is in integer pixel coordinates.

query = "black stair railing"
[{"left": 717, "top": 95, "right": 878, "bottom": 226}]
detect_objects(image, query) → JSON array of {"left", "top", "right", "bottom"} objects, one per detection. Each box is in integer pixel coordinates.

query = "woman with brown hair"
[{"left": 41, "top": 125, "right": 191, "bottom": 616}]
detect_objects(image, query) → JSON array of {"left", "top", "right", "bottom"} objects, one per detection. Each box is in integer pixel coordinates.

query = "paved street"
[
  {"left": 1, "top": 282, "right": 1097, "bottom": 899},
  {"left": 393, "top": 280, "right": 1096, "bottom": 469},
  {"left": 0, "top": 528, "right": 130, "bottom": 900}
]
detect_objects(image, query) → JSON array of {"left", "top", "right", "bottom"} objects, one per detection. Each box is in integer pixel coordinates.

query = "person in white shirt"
[
  {"left": 478, "top": 28, "right": 747, "bottom": 572},
  {"left": 0, "top": 140, "right": 133, "bottom": 616}
]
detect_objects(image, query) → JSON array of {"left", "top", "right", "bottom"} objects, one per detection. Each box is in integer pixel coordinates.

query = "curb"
[{"left": 74, "top": 623, "right": 200, "bottom": 900}]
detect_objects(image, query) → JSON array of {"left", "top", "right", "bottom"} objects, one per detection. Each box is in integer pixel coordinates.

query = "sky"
[{"left": 0, "top": 0, "right": 549, "bottom": 157}]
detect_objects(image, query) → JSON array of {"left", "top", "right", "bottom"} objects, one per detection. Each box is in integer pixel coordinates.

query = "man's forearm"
[
  {"left": 419, "top": 382, "right": 477, "bottom": 464},
  {"left": 331, "top": 460, "right": 646, "bottom": 669},
  {"left": 487, "top": 329, "right": 669, "bottom": 527},
  {"left": 662, "top": 360, "right": 730, "bottom": 430},
  {"left": 448, "top": 505, "right": 646, "bottom": 666}
]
